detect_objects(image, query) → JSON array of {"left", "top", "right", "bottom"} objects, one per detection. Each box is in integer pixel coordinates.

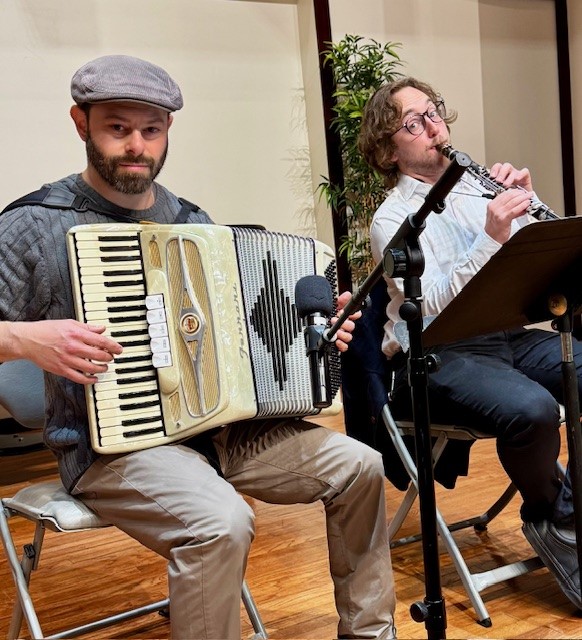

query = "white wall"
[
  {"left": 328, "top": 0, "right": 487, "bottom": 160},
  {"left": 479, "top": 0, "right": 563, "bottom": 215},
  {"left": 3, "top": 0, "right": 581, "bottom": 250},
  {"left": 0, "top": 0, "right": 317, "bottom": 236}
]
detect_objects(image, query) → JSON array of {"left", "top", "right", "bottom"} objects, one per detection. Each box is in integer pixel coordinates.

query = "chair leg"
[
  {"left": 388, "top": 434, "right": 448, "bottom": 546},
  {"left": 242, "top": 579, "right": 268, "bottom": 639},
  {"left": 388, "top": 484, "right": 418, "bottom": 543},
  {"left": 433, "top": 500, "right": 542, "bottom": 627},
  {"left": 432, "top": 508, "right": 492, "bottom": 626},
  {"left": 45, "top": 599, "right": 172, "bottom": 639},
  {"left": 0, "top": 504, "right": 45, "bottom": 639}
]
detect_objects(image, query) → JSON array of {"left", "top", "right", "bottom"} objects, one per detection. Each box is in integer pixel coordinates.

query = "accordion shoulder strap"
[{"left": 2, "top": 185, "right": 204, "bottom": 225}]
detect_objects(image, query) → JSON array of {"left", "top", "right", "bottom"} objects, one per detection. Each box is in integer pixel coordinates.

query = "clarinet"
[{"left": 438, "top": 143, "right": 560, "bottom": 221}]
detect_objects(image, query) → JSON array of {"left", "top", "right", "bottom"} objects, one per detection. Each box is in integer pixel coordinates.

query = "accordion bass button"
[{"left": 146, "top": 268, "right": 180, "bottom": 395}]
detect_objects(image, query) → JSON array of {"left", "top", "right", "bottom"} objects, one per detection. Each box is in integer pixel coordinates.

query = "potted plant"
[{"left": 319, "top": 34, "right": 403, "bottom": 285}]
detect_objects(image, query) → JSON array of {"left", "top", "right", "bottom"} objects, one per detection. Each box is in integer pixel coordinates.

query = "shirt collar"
[
  {"left": 396, "top": 171, "right": 480, "bottom": 201},
  {"left": 396, "top": 173, "right": 431, "bottom": 200}
]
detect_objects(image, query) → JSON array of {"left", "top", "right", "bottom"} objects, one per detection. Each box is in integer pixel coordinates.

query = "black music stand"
[
  {"left": 326, "top": 155, "right": 472, "bottom": 639},
  {"left": 423, "top": 215, "right": 582, "bottom": 577}
]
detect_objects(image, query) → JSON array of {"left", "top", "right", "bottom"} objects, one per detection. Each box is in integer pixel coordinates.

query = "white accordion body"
[{"left": 66, "top": 223, "right": 342, "bottom": 454}]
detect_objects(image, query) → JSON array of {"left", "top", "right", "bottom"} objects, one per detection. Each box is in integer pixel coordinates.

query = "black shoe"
[{"left": 523, "top": 519, "right": 582, "bottom": 609}]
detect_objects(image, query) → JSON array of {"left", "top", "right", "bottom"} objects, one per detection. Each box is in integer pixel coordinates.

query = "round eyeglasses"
[{"left": 392, "top": 100, "right": 446, "bottom": 137}]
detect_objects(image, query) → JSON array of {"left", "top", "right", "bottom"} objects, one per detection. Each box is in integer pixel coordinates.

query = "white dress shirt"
[{"left": 370, "top": 172, "right": 532, "bottom": 358}]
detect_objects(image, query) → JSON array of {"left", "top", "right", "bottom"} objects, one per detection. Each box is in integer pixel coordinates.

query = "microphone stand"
[{"left": 325, "top": 152, "right": 471, "bottom": 640}]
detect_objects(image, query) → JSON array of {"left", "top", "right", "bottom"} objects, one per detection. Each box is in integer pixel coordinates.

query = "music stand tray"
[{"left": 423, "top": 217, "right": 582, "bottom": 347}]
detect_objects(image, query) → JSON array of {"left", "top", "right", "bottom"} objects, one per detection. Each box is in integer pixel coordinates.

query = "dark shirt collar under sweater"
[{"left": 70, "top": 174, "right": 172, "bottom": 223}]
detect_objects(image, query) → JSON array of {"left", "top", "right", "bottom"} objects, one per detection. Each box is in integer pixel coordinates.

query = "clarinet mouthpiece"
[{"left": 437, "top": 143, "right": 455, "bottom": 160}]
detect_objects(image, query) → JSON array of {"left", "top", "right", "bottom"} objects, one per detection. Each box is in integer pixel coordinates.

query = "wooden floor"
[{"left": 1, "top": 413, "right": 581, "bottom": 640}]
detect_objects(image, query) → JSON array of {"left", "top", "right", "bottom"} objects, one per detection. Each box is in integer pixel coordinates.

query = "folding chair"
[
  {"left": 0, "top": 360, "right": 268, "bottom": 640},
  {"left": 0, "top": 479, "right": 267, "bottom": 639},
  {"left": 341, "top": 280, "right": 544, "bottom": 627}
]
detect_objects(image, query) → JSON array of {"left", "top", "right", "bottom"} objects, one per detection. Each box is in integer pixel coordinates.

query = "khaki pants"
[{"left": 74, "top": 419, "right": 396, "bottom": 639}]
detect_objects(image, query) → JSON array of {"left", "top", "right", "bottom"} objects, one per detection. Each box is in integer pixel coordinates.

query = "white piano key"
[
  {"left": 84, "top": 312, "right": 147, "bottom": 324},
  {"left": 80, "top": 291, "right": 145, "bottom": 304},
  {"left": 78, "top": 257, "right": 142, "bottom": 267},
  {"left": 100, "top": 321, "right": 148, "bottom": 333},
  {"left": 81, "top": 283, "right": 145, "bottom": 295},
  {"left": 99, "top": 426, "right": 166, "bottom": 446},
  {"left": 95, "top": 393, "right": 160, "bottom": 411},
  {"left": 94, "top": 380, "right": 159, "bottom": 400},
  {"left": 75, "top": 242, "right": 140, "bottom": 252},
  {"left": 94, "top": 368, "right": 156, "bottom": 385},
  {"left": 96, "top": 404, "right": 163, "bottom": 422},
  {"left": 80, "top": 274, "right": 144, "bottom": 285},
  {"left": 79, "top": 263, "right": 143, "bottom": 273},
  {"left": 97, "top": 415, "right": 164, "bottom": 430}
]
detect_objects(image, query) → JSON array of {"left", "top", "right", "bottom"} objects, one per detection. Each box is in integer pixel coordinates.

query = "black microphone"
[{"left": 294, "top": 275, "right": 334, "bottom": 408}]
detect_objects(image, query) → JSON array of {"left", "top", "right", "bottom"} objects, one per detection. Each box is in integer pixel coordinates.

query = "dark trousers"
[{"left": 390, "top": 327, "right": 582, "bottom": 523}]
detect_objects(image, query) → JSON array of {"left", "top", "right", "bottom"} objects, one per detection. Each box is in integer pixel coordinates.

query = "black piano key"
[
  {"left": 110, "top": 328, "right": 149, "bottom": 338},
  {"left": 114, "top": 354, "right": 152, "bottom": 364},
  {"left": 118, "top": 399, "right": 160, "bottom": 411},
  {"left": 116, "top": 374, "right": 157, "bottom": 386},
  {"left": 105, "top": 294, "right": 145, "bottom": 302},
  {"left": 123, "top": 426, "right": 165, "bottom": 439},
  {"left": 104, "top": 279, "right": 145, "bottom": 288},
  {"left": 109, "top": 314, "right": 148, "bottom": 324},
  {"left": 118, "top": 389, "right": 159, "bottom": 400},
  {"left": 115, "top": 364, "right": 155, "bottom": 375}
]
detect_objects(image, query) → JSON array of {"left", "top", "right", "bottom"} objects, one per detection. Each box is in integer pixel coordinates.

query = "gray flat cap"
[{"left": 71, "top": 54, "right": 183, "bottom": 112}]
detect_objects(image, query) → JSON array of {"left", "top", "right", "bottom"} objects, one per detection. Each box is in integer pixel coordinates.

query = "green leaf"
[{"left": 321, "top": 35, "right": 404, "bottom": 285}]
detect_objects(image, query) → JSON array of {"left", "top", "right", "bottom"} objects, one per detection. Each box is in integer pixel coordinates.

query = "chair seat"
[
  {"left": 0, "top": 423, "right": 44, "bottom": 451},
  {"left": 3, "top": 479, "right": 109, "bottom": 532},
  {"left": 397, "top": 420, "right": 497, "bottom": 442}
]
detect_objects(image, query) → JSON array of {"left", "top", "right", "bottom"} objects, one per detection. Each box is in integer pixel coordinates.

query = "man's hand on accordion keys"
[
  {"left": 6, "top": 319, "right": 123, "bottom": 385},
  {"left": 332, "top": 291, "right": 362, "bottom": 353}
]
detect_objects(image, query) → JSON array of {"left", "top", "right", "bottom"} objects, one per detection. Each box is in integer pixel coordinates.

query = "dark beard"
[{"left": 86, "top": 135, "right": 168, "bottom": 195}]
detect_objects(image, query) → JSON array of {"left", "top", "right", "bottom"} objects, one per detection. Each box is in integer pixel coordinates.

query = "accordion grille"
[{"left": 232, "top": 228, "right": 338, "bottom": 417}]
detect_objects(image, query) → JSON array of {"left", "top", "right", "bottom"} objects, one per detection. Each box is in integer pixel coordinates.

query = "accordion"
[{"left": 66, "top": 223, "right": 342, "bottom": 454}]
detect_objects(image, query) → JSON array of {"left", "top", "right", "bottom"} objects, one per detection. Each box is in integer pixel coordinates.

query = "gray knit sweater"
[{"left": 0, "top": 175, "right": 212, "bottom": 491}]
